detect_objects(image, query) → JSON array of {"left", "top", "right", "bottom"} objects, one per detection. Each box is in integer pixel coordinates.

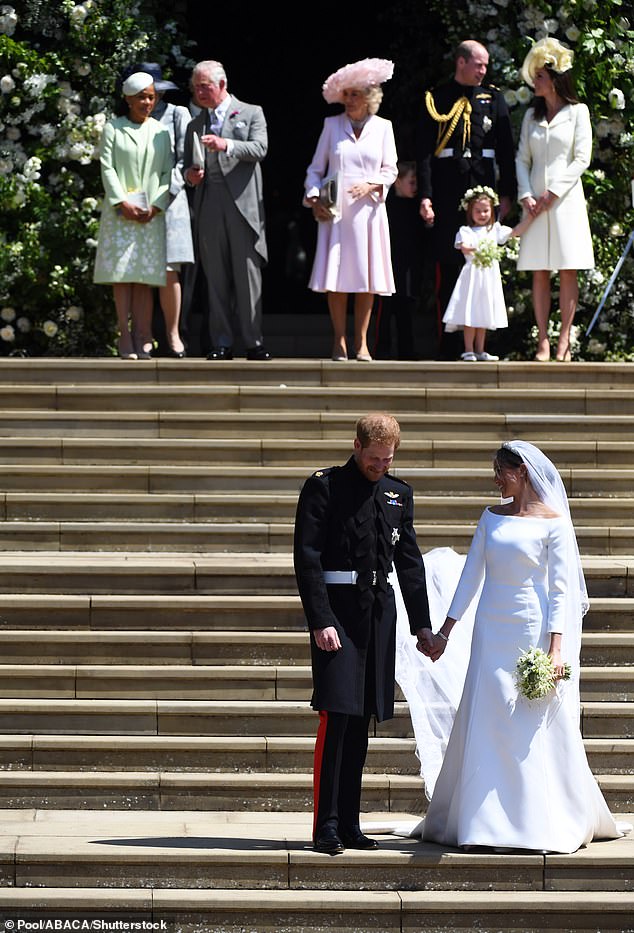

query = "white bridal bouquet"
[
  {"left": 515, "top": 647, "right": 572, "bottom": 700},
  {"left": 471, "top": 239, "right": 505, "bottom": 269}
]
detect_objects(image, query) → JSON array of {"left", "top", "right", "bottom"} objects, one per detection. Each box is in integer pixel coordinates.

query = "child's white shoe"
[
  {"left": 460, "top": 351, "right": 477, "bottom": 361},
  {"left": 475, "top": 351, "right": 499, "bottom": 361}
]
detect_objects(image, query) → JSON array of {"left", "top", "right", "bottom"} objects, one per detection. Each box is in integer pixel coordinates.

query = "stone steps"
[
  {"left": 0, "top": 663, "right": 631, "bottom": 702},
  {"left": 0, "top": 888, "right": 634, "bottom": 933},
  {"left": 0, "top": 628, "right": 630, "bottom": 664},
  {"left": 0, "top": 769, "right": 629, "bottom": 812},
  {"left": 2, "top": 886, "right": 634, "bottom": 932},
  {"left": 0, "top": 464, "right": 632, "bottom": 498},
  {"left": 0, "top": 553, "right": 631, "bottom": 595},
  {"left": 0, "top": 734, "right": 629, "bottom": 774},
  {"left": 1, "top": 436, "right": 634, "bottom": 468},
  {"left": 0, "top": 357, "right": 632, "bottom": 386},
  {"left": 2, "top": 519, "right": 634, "bottom": 555},
  {"left": 2, "top": 408, "right": 634, "bottom": 440},
  {"left": 0, "top": 594, "right": 631, "bottom": 631},
  {"left": 0, "top": 358, "right": 630, "bottom": 922},
  {"left": 6, "top": 384, "right": 634, "bottom": 416},
  {"left": 5, "top": 492, "right": 634, "bottom": 525},
  {"left": 0, "top": 699, "right": 630, "bottom": 740}
]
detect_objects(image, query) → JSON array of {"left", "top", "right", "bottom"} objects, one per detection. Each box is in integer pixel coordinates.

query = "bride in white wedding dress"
[{"left": 390, "top": 441, "right": 630, "bottom": 853}]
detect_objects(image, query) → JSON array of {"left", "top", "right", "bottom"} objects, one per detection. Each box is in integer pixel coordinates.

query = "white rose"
[
  {"left": 608, "top": 88, "right": 625, "bottom": 110},
  {"left": 0, "top": 325, "right": 15, "bottom": 342},
  {"left": 503, "top": 89, "right": 518, "bottom": 107},
  {"left": 6, "top": 126, "right": 20, "bottom": 140},
  {"left": 0, "top": 74, "right": 15, "bottom": 93},
  {"left": 76, "top": 62, "right": 91, "bottom": 76},
  {"left": 0, "top": 158, "right": 12, "bottom": 174},
  {"left": 610, "top": 223, "right": 624, "bottom": 236},
  {"left": 565, "top": 25, "right": 581, "bottom": 41},
  {"left": 42, "top": 320, "right": 59, "bottom": 337},
  {"left": 544, "top": 18, "right": 559, "bottom": 32},
  {"left": 65, "top": 305, "right": 83, "bottom": 322},
  {"left": 85, "top": 237, "right": 98, "bottom": 248},
  {"left": 0, "top": 5, "right": 17, "bottom": 36},
  {"left": 517, "top": 86, "right": 532, "bottom": 104},
  {"left": 16, "top": 316, "right": 31, "bottom": 333},
  {"left": 0, "top": 306, "right": 16, "bottom": 322}
]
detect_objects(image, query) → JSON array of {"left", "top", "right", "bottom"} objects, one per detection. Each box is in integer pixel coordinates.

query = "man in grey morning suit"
[{"left": 183, "top": 60, "right": 271, "bottom": 360}]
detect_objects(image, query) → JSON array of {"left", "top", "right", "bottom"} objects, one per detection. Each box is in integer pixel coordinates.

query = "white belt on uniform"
[
  {"left": 436, "top": 148, "right": 495, "bottom": 159},
  {"left": 323, "top": 570, "right": 396, "bottom": 586}
]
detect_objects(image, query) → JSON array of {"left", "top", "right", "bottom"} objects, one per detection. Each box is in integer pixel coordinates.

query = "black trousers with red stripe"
[{"left": 312, "top": 709, "right": 372, "bottom": 839}]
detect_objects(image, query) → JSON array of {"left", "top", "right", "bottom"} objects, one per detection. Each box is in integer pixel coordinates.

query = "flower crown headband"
[{"left": 459, "top": 185, "right": 499, "bottom": 211}]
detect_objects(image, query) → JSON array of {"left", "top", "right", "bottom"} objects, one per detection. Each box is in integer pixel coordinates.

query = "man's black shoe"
[
  {"left": 313, "top": 826, "right": 345, "bottom": 855},
  {"left": 339, "top": 826, "right": 379, "bottom": 850},
  {"left": 207, "top": 347, "right": 233, "bottom": 360},
  {"left": 246, "top": 345, "right": 272, "bottom": 361}
]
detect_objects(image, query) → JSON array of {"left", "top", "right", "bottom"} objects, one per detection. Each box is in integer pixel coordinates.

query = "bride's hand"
[
  {"left": 416, "top": 628, "right": 447, "bottom": 662},
  {"left": 549, "top": 647, "right": 566, "bottom": 679}
]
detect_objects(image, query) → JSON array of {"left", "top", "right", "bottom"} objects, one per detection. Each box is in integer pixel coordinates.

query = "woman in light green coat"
[{"left": 94, "top": 72, "right": 172, "bottom": 359}]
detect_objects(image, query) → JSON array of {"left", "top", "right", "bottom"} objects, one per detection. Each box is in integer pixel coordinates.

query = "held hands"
[
  {"left": 314, "top": 626, "right": 342, "bottom": 652},
  {"left": 416, "top": 627, "right": 448, "bottom": 662}
]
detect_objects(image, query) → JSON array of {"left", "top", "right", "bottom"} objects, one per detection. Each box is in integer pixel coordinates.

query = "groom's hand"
[{"left": 416, "top": 628, "right": 447, "bottom": 662}]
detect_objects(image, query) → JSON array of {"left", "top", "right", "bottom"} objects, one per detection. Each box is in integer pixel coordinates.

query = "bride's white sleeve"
[
  {"left": 446, "top": 512, "right": 487, "bottom": 620},
  {"left": 394, "top": 517, "right": 487, "bottom": 802}
]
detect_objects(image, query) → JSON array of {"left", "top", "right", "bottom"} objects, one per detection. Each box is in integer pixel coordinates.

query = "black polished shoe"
[
  {"left": 313, "top": 826, "right": 345, "bottom": 855},
  {"left": 166, "top": 347, "right": 187, "bottom": 359},
  {"left": 207, "top": 347, "right": 233, "bottom": 360},
  {"left": 246, "top": 345, "right": 272, "bottom": 361},
  {"left": 339, "top": 826, "right": 379, "bottom": 850}
]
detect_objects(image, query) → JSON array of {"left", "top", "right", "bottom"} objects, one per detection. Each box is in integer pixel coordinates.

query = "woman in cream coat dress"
[
  {"left": 304, "top": 59, "right": 397, "bottom": 361},
  {"left": 516, "top": 38, "right": 593, "bottom": 362}
]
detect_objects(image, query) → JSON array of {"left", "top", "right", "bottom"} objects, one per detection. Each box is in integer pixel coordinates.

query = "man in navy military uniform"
[
  {"left": 294, "top": 413, "right": 434, "bottom": 854},
  {"left": 417, "top": 40, "right": 517, "bottom": 356}
]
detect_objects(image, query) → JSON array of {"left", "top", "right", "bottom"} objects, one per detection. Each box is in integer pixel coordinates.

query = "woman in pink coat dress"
[{"left": 304, "top": 59, "right": 398, "bottom": 361}]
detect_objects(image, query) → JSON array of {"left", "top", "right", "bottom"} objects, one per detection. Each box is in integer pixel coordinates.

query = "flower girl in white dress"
[{"left": 443, "top": 187, "right": 532, "bottom": 362}]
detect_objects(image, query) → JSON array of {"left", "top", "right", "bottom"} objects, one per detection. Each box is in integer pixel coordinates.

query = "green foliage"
[
  {"left": 423, "top": 0, "right": 634, "bottom": 360},
  {"left": 0, "top": 0, "right": 193, "bottom": 356}
]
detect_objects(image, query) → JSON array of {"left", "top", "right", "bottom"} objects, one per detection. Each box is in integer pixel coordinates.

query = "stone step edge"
[
  {"left": 0, "top": 888, "right": 633, "bottom": 914},
  {"left": 0, "top": 663, "right": 630, "bottom": 679},
  {"left": 0, "top": 629, "right": 632, "bottom": 644},
  {"left": 0, "top": 771, "right": 628, "bottom": 795},
  {"left": 0, "top": 734, "right": 629, "bottom": 751}
]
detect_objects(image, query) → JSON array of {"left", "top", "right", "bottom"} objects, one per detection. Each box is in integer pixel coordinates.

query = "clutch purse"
[
  {"left": 319, "top": 173, "right": 339, "bottom": 208},
  {"left": 318, "top": 171, "right": 342, "bottom": 220}
]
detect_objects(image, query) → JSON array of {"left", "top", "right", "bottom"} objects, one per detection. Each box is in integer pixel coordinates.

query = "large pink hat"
[{"left": 322, "top": 57, "right": 394, "bottom": 104}]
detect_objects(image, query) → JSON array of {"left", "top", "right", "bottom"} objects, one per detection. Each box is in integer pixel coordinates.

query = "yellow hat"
[{"left": 521, "top": 38, "right": 573, "bottom": 87}]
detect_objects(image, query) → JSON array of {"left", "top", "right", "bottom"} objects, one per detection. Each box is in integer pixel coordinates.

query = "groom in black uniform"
[
  {"left": 294, "top": 413, "right": 433, "bottom": 854},
  {"left": 417, "top": 39, "right": 517, "bottom": 356}
]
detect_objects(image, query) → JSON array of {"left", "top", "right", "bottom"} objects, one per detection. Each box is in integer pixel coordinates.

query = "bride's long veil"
[{"left": 394, "top": 547, "right": 480, "bottom": 800}]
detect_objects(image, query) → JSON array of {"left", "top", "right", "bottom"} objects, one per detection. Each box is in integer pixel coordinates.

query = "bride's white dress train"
[{"left": 382, "top": 510, "right": 630, "bottom": 853}]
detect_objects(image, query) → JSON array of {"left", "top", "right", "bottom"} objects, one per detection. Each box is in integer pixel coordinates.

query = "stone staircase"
[{"left": 0, "top": 358, "right": 631, "bottom": 932}]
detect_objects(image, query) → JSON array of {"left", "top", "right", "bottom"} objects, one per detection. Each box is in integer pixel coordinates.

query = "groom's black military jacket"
[{"left": 294, "top": 456, "right": 431, "bottom": 721}]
